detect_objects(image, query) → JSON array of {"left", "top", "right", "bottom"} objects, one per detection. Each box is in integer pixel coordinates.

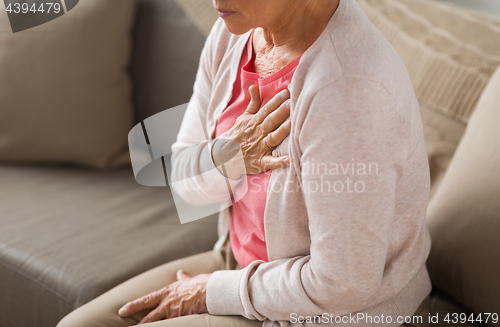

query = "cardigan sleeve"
[
  {"left": 170, "top": 19, "right": 244, "bottom": 206},
  {"left": 206, "top": 76, "right": 413, "bottom": 321}
]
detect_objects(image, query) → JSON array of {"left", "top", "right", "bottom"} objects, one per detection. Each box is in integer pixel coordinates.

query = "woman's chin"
[{"left": 221, "top": 19, "right": 252, "bottom": 35}]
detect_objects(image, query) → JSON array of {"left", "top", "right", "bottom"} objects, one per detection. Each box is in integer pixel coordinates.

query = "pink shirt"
[{"left": 214, "top": 31, "right": 301, "bottom": 268}]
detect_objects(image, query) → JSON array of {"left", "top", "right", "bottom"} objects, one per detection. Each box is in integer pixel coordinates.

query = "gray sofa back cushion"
[
  {"left": 0, "top": 0, "right": 136, "bottom": 169},
  {"left": 131, "top": 0, "right": 206, "bottom": 123}
]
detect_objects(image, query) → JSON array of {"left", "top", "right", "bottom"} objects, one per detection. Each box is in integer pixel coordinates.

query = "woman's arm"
[
  {"left": 206, "top": 76, "right": 417, "bottom": 321},
  {"left": 170, "top": 20, "right": 291, "bottom": 206},
  {"left": 169, "top": 19, "right": 243, "bottom": 206}
]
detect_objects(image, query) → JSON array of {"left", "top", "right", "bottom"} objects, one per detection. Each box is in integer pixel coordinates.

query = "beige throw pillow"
[
  {"left": 356, "top": 0, "right": 500, "bottom": 195},
  {"left": 173, "top": 0, "right": 218, "bottom": 36},
  {"left": 426, "top": 65, "right": 500, "bottom": 326},
  {"left": 0, "top": 0, "right": 136, "bottom": 168}
]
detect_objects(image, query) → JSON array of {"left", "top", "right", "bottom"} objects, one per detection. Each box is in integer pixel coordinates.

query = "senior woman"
[{"left": 57, "top": 0, "right": 432, "bottom": 326}]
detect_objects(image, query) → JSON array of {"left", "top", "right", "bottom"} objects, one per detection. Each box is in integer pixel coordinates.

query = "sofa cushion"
[
  {"left": 419, "top": 104, "right": 466, "bottom": 195},
  {"left": 356, "top": 0, "right": 500, "bottom": 195},
  {"left": 131, "top": 0, "right": 206, "bottom": 122},
  {"left": 0, "top": 0, "right": 136, "bottom": 168},
  {"left": 429, "top": 290, "right": 487, "bottom": 326},
  {"left": 0, "top": 164, "right": 218, "bottom": 327},
  {"left": 426, "top": 65, "right": 500, "bottom": 326},
  {"left": 172, "top": 0, "right": 218, "bottom": 36},
  {"left": 432, "top": 0, "right": 500, "bottom": 19}
]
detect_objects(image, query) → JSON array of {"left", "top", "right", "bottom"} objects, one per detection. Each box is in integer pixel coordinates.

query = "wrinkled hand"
[
  {"left": 213, "top": 85, "right": 291, "bottom": 179},
  {"left": 118, "top": 270, "right": 211, "bottom": 325}
]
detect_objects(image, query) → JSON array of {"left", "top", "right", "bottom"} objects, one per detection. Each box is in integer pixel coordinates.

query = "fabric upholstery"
[
  {"left": 172, "top": 0, "right": 218, "bottom": 36},
  {"left": 357, "top": 0, "right": 500, "bottom": 123},
  {"left": 432, "top": 0, "right": 500, "bottom": 19},
  {"left": 419, "top": 104, "right": 465, "bottom": 196},
  {"left": 426, "top": 66, "right": 500, "bottom": 326},
  {"left": 356, "top": 0, "right": 500, "bottom": 194},
  {"left": 131, "top": 0, "right": 206, "bottom": 122},
  {"left": 0, "top": 1, "right": 215, "bottom": 326},
  {"left": 429, "top": 291, "right": 487, "bottom": 327},
  {"left": 0, "top": 164, "right": 218, "bottom": 327},
  {"left": 0, "top": 0, "right": 136, "bottom": 168}
]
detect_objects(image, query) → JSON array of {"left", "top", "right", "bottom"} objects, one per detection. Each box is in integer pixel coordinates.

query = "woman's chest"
[{"left": 253, "top": 55, "right": 290, "bottom": 77}]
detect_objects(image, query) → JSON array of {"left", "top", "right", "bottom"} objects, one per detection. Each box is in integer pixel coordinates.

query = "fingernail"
[
  {"left": 287, "top": 101, "right": 291, "bottom": 109},
  {"left": 283, "top": 157, "right": 289, "bottom": 163},
  {"left": 281, "top": 89, "right": 290, "bottom": 99},
  {"left": 118, "top": 307, "right": 127, "bottom": 317}
]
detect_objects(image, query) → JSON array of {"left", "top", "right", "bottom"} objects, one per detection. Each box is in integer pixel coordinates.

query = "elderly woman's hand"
[
  {"left": 213, "top": 85, "right": 291, "bottom": 179},
  {"left": 118, "top": 270, "right": 210, "bottom": 324}
]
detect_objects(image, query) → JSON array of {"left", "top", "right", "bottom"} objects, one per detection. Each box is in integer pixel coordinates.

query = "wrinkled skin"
[
  {"left": 213, "top": 85, "right": 291, "bottom": 179},
  {"left": 118, "top": 270, "right": 211, "bottom": 324}
]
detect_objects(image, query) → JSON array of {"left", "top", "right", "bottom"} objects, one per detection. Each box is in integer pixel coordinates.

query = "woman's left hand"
[{"left": 118, "top": 270, "right": 211, "bottom": 324}]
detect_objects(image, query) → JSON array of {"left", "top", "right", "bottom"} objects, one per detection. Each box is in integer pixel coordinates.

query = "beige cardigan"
[{"left": 171, "top": 0, "right": 432, "bottom": 325}]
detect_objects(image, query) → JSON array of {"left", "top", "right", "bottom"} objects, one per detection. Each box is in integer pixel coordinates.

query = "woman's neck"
[{"left": 252, "top": 0, "right": 340, "bottom": 76}]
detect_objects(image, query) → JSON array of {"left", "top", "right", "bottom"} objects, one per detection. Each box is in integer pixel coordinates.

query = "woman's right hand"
[{"left": 212, "top": 85, "right": 292, "bottom": 179}]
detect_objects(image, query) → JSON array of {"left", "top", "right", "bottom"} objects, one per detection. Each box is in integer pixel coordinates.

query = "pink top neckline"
[{"left": 241, "top": 31, "right": 302, "bottom": 86}]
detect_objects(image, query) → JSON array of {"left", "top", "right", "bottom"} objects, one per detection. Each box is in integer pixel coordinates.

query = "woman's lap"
[
  {"left": 56, "top": 250, "right": 260, "bottom": 327},
  {"left": 130, "top": 314, "right": 262, "bottom": 327},
  {"left": 57, "top": 245, "right": 428, "bottom": 327}
]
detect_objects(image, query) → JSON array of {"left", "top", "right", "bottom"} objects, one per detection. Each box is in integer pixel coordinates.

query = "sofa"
[
  {"left": 0, "top": 0, "right": 498, "bottom": 326},
  {"left": 0, "top": 1, "right": 218, "bottom": 327}
]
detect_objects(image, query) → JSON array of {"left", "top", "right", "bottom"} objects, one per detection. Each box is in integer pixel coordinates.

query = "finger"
[
  {"left": 245, "top": 85, "right": 261, "bottom": 114},
  {"left": 118, "top": 290, "right": 166, "bottom": 317},
  {"left": 138, "top": 308, "right": 166, "bottom": 325},
  {"left": 254, "top": 88, "right": 290, "bottom": 124},
  {"left": 176, "top": 269, "right": 191, "bottom": 281},
  {"left": 262, "top": 100, "right": 290, "bottom": 134},
  {"left": 260, "top": 155, "right": 289, "bottom": 171},
  {"left": 265, "top": 119, "right": 291, "bottom": 147}
]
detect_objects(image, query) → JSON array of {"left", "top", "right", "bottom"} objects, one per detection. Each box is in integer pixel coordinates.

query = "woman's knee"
[
  {"left": 56, "top": 307, "right": 93, "bottom": 327},
  {"left": 56, "top": 298, "right": 137, "bottom": 327},
  {"left": 56, "top": 251, "right": 225, "bottom": 327},
  {"left": 56, "top": 305, "right": 93, "bottom": 327}
]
